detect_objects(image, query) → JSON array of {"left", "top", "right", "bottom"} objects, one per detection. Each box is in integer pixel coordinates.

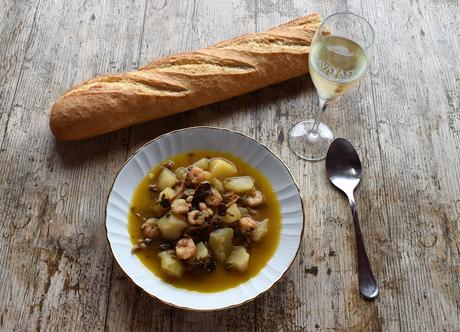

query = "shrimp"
[
  {"left": 141, "top": 218, "right": 160, "bottom": 238},
  {"left": 171, "top": 199, "right": 189, "bottom": 214},
  {"left": 187, "top": 210, "right": 209, "bottom": 225},
  {"left": 241, "top": 190, "right": 264, "bottom": 207},
  {"left": 175, "top": 238, "right": 196, "bottom": 260},
  {"left": 188, "top": 166, "right": 205, "bottom": 184},
  {"left": 239, "top": 216, "right": 257, "bottom": 232},
  {"left": 181, "top": 187, "right": 194, "bottom": 205},
  {"left": 163, "top": 160, "right": 174, "bottom": 169}
]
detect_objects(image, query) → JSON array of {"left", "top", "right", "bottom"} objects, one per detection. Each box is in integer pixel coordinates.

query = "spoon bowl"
[
  {"left": 326, "top": 138, "right": 362, "bottom": 193},
  {"left": 326, "top": 138, "right": 379, "bottom": 300}
]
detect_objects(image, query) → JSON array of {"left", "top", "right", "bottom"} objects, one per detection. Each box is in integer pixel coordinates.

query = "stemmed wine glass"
[{"left": 289, "top": 13, "right": 374, "bottom": 161}]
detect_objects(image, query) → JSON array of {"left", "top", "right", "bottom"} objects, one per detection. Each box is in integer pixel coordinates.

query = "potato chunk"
[
  {"left": 152, "top": 202, "right": 168, "bottom": 218},
  {"left": 157, "top": 213, "right": 188, "bottom": 240},
  {"left": 223, "top": 176, "right": 255, "bottom": 193},
  {"left": 251, "top": 218, "right": 269, "bottom": 242},
  {"left": 211, "top": 177, "right": 224, "bottom": 193},
  {"left": 193, "top": 158, "right": 209, "bottom": 170},
  {"left": 158, "top": 250, "right": 184, "bottom": 277},
  {"left": 221, "top": 203, "right": 242, "bottom": 224},
  {"left": 202, "top": 171, "right": 213, "bottom": 181},
  {"left": 225, "top": 246, "right": 250, "bottom": 272},
  {"left": 187, "top": 241, "right": 210, "bottom": 265},
  {"left": 195, "top": 242, "right": 210, "bottom": 261},
  {"left": 195, "top": 242, "right": 209, "bottom": 261},
  {"left": 209, "top": 228, "right": 234, "bottom": 262},
  {"left": 209, "top": 158, "right": 237, "bottom": 180},
  {"left": 174, "top": 167, "right": 187, "bottom": 180},
  {"left": 157, "top": 187, "right": 176, "bottom": 202},
  {"left": 157, "top": 168, "right": 177, "bottom": 191}
]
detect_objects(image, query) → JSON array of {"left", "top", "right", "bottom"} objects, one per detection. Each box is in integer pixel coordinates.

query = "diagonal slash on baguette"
[{"left": 50, "top": 13, "right": 322, "bottom": 141}]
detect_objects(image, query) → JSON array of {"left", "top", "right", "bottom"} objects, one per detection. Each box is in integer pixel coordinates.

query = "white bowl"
[{"left": 105, "top": 127, "right": 304, "bottom": 311}]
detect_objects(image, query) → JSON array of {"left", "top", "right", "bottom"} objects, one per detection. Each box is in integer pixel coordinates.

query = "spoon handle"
[{"left": 349, "top": 199, "right": 379, "bottom": 299}]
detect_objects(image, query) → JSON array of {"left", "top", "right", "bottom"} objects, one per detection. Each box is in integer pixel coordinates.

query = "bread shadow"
[
  {"left": 52, "top": 74, "right": 314, "bottom": 167},
  {"left": 51, "top": 129, "right": 130, "bottom": 169}
]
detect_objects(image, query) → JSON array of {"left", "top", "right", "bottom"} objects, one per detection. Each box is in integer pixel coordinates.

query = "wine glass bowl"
[{"left": 289, "top": 13, "right": 374, "bottom": 161}]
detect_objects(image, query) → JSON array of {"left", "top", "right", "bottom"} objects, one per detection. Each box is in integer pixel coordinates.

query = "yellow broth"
[{"left": 128, "top": 150, "right": 281, "bottom": 292}]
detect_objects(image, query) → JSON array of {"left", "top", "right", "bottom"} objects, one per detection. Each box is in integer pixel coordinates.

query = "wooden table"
[{"left": 1, "top": 0, "right": 459, "bottom": 331}]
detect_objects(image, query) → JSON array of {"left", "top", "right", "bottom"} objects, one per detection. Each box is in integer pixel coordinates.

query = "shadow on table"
[{"left": 50, "top": 74, "right": 314, "bottom": 167}]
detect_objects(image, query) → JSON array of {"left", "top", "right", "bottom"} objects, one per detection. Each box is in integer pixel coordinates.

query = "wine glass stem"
[{"left": 311, "top": 97, "right": 329, "bottom": 134}]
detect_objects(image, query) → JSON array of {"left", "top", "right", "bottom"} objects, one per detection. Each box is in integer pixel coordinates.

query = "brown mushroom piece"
[
  {"left": 192, "top": 183, "right": 212, "bottom": 206},
  {"left": 205, "top": 187, "right": 223, "bottom": 207},
  {"left": 223, "top": 191, "right": 239, "bottom": 206}
]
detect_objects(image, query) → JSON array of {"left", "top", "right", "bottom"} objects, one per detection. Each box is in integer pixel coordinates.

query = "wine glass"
[{"left": 289, "top": 13, "right": 374, "bottom": 161}]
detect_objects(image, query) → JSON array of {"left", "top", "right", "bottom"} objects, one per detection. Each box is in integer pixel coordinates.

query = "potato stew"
[{"left": 128, "top": 151, "right": 281, "bottom": 292}]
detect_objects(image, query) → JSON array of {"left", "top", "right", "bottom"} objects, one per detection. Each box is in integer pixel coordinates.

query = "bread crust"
[{"left": 50, "top": 13, "right": 322, "bottom": 141}]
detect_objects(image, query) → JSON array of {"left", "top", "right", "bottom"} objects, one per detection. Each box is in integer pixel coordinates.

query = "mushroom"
[{"left": 205, "top": 187, "right": 223, "bottom": 207}]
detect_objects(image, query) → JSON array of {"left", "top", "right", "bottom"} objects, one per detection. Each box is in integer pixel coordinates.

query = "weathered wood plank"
[
  {"left": 0, "top": 0, "right": 145, "bottom": 330},
  {"left": 359, "top": 0, "right": 460, "bottom": 330},
  {"left": 0, "top": 0, "right": 41, "bottom": 147}
]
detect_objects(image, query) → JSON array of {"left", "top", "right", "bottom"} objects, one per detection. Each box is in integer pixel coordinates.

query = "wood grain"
[{"left": 0, "top": 0, "right": 459, "bottom": 331}]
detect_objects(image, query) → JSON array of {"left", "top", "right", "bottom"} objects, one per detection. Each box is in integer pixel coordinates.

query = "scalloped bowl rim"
[{"left": 105, "top": 126, "right": 304, "bottom": 311}]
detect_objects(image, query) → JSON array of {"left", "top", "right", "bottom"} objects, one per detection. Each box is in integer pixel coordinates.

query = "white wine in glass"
[
  {"left": 289, "top": 13, "right": 374, "bottom": 161},
  {"left": 309, "top": 36, "right": 368, "bottom": 100}
]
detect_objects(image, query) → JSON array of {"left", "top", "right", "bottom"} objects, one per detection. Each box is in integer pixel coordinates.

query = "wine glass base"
[{"left": 289, "top": 120, "right": 334, "bottom": 161}]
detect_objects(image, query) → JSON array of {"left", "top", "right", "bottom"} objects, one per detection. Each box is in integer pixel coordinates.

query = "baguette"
[{"left": 50, "top": 13, "right": 322, "bottom": 141}]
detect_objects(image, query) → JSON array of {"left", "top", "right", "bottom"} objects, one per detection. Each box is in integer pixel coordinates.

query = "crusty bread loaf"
[{"left": 50, "top": 13, "right": 322, "bottom": 141}]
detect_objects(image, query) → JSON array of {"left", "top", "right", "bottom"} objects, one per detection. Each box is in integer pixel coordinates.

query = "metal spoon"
[{"left": 326, "top": 138, "right": 379, "bottom": 300}]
